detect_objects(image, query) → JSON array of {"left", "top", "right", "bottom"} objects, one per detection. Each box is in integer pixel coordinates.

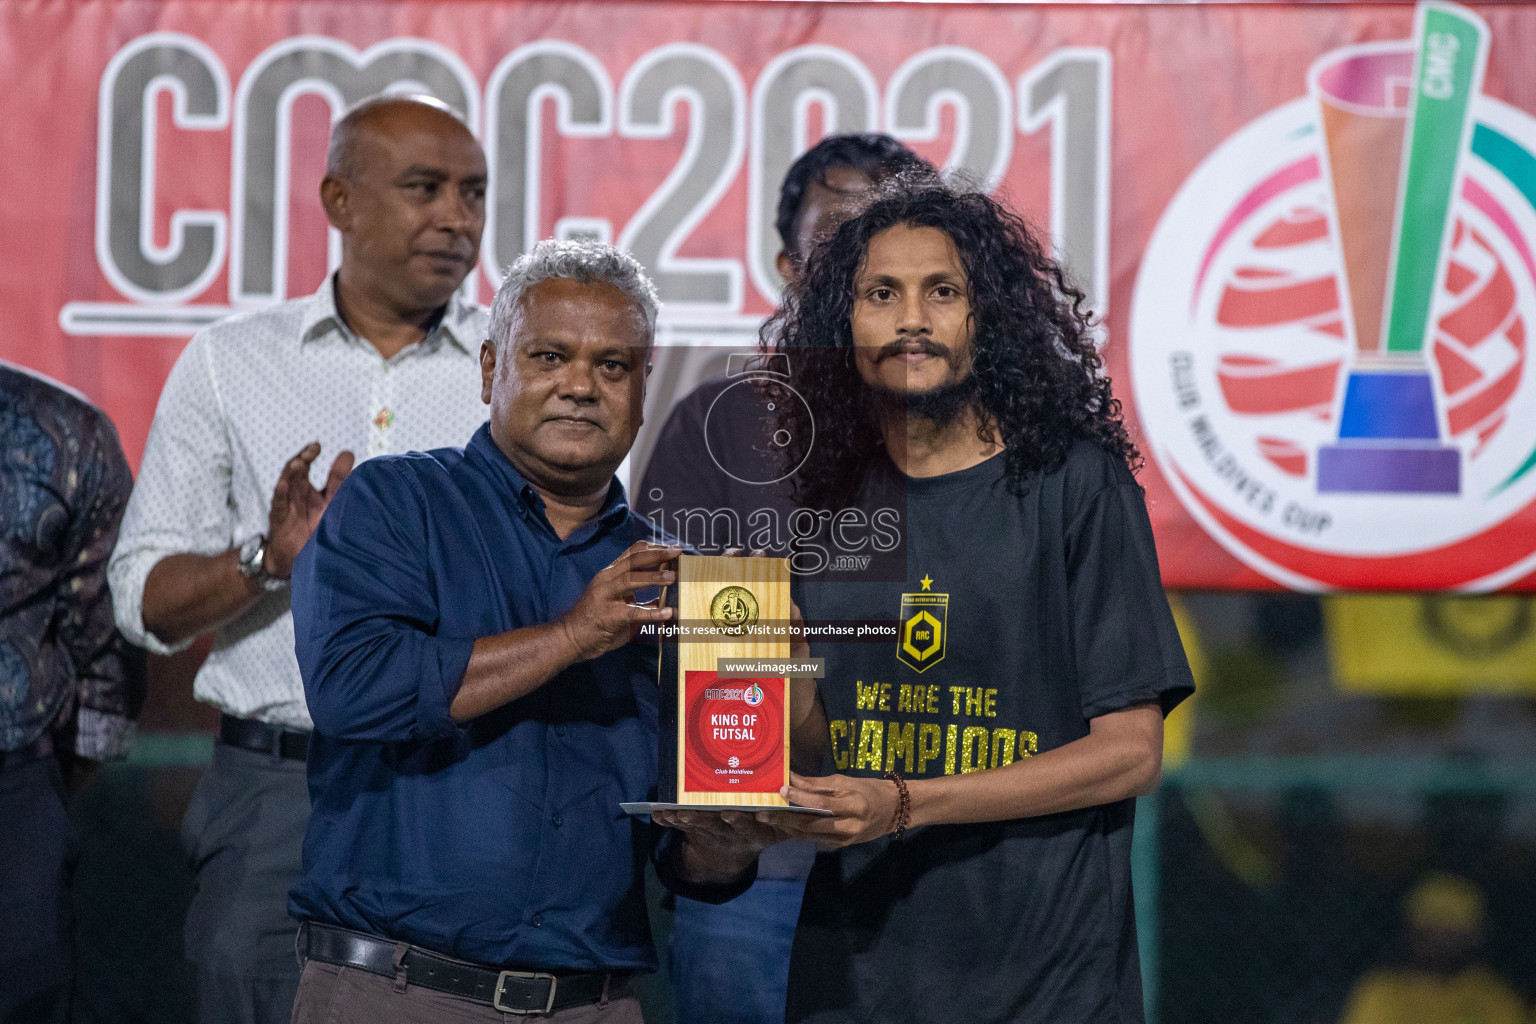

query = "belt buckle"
[{"left": 493, "top": 970, "right": 557, "bottom": 1015}]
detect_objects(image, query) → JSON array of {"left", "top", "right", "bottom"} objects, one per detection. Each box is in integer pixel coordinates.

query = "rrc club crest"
[
  {"left": 1132, "top": 1, "right": 1536, "bottom": 591},
  {"left": 897, "top": 578, "right": 949, "bottom": 672}
]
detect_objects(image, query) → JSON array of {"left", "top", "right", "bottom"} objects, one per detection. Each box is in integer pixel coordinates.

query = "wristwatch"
[{"left": 237, "top": 533, "right": 286, "bottom": 592}]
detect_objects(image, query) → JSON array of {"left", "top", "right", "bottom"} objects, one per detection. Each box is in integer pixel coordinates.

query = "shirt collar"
[
  {"left": 299, "top": 273, "right": 481, "bottom": 355},
  {"left": 465, "top": 424, "right": 632, "bottom": 533},
  {"left": 433, "top": 291, "right": 484, "bottom": 356}
]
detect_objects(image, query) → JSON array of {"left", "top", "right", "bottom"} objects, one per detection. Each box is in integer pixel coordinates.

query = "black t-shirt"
[{"left": 787, "top": 442, "right": 1193, "bottom": 1024}]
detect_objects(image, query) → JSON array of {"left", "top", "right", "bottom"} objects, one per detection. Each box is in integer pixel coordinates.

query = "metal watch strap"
[{"left": 238, "top": 534, "right": 285, "bottom": 592}]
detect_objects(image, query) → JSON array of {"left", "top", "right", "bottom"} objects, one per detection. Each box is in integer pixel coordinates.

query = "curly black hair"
[
  {"left": 776, "top": 134, "right": 933, "bottom": 257},
  {"left": 767, "top": 175, "right": 1140, "bottom": 509}
]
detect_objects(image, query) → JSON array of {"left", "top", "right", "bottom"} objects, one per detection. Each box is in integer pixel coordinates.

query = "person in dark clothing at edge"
[
  {"left": 287, "top": 240, "right": 783, "bottom": 1024},
  {"left": 757, "top": 177, "right": 1194, "bottom": 1022},
  {"left": 636, "top": 134, "right": 932, "bottom": 1024},
  {"left": 0, "top": 362, "right": 143, "bottom": 1024}
]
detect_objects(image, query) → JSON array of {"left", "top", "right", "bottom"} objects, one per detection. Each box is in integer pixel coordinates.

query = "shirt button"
[
  {"left": 531, "top": 913, "right": 544, "bottom": 928},
  {"left": 551, "top": 813, "right": 563, "bottom": 828},
  {"left": 555, "top": 726, "right": 566, "bottom": 738}
]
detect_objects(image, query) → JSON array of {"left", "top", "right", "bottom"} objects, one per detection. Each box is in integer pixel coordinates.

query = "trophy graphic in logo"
[
  {"left": 1131, "top": 0, "right": 1536, "bottom": 590},
  {"left": 1313, "top": 3, "right": 1489, "bottom": 493}
]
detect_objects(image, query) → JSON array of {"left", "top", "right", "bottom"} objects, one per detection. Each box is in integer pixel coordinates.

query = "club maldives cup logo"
[
  {"left": 1132, "top": 1, "right": 1536, "bottom": 590},
  {"left": 684, "top": 674, "right": 785, "bottom": 793}
]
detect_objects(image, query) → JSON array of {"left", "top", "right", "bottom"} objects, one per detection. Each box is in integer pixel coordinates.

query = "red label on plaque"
[{"left": 683, "top": 672, "right": 786, "bottom": 794}]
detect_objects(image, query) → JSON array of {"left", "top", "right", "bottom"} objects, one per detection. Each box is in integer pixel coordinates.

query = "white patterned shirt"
[{"left": 109, "top": 276, "right": 490, "bottom": 729}]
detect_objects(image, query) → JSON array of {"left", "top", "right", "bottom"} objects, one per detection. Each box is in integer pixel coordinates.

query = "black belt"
[
  {"left": 218, "top": 714, "right": 310, "bottom": 761},
  {"left": 0, "top": 732, "right": 55, "bottom": 770},
  {"left": 297, "top": 922, "right": 624, "bottom": 1015}
]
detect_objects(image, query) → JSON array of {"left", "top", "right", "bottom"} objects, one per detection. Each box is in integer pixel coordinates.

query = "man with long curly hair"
[
  {"left": 761, "top": 177, "right": 1195, "bottom": 1022},
  {"left": 638, "top": 133, "right": 932, "bottom": 1024}
]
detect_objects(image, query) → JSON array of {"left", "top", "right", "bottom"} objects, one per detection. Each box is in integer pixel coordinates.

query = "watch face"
[{"left": 239, "top": 535, "right": 265, "bottom": 576}]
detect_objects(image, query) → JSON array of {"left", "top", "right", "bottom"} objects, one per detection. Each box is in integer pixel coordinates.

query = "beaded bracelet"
[{"left": 883, "top": 770, "right": 911, "bottom": 840}]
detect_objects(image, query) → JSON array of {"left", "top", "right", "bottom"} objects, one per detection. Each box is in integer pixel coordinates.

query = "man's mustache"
[{"left": 875, "top": 336, "right": 951, "bottom": 362}]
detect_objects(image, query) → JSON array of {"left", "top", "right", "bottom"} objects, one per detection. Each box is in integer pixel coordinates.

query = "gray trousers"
[
  {"left": 182, "top": 741, "right": 309, "bottom": 1024},
  {"left": 290, "top": 961, "right": 645, "bottom": 1023}
]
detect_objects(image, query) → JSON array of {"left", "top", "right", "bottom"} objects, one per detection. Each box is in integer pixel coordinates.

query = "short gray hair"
[{"left": 489, "top": 239, "right": 661, "bottom": 353}]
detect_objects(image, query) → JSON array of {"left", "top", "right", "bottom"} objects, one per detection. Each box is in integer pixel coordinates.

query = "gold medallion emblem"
[{"left": 710, "top": 585, "right": 759, "bottom": 633}]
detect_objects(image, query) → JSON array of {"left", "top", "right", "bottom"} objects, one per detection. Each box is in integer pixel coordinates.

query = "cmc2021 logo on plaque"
[{"left": 1132, "top": 1, "right": 1536, "bottom": 591}]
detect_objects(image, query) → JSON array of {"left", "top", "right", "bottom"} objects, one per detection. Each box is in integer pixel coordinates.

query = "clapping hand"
[{"left": 265, "top": 442, "right": 354, "bottom": 579}]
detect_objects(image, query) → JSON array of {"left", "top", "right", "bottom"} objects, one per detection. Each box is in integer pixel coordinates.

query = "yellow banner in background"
[{"left": 1325, "top": 595, "right": 1536, "bottom": 694}]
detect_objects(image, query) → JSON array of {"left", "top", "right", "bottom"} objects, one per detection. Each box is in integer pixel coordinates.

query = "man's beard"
[{"left": 870, "top": 373, "right": 980, "bottom": 428}]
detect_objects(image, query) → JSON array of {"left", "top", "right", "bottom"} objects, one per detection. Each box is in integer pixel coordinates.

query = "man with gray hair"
[{"left": 286, "top": 239, "right": 761, "bottom": 1023}]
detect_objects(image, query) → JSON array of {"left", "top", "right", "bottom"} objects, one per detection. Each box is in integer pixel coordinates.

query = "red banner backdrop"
[{"left": 5, "top": 0, "right": 1536, "bottom": 591}]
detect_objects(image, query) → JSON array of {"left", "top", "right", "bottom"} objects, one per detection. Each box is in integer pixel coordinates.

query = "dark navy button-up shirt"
[{"left": 289, "top": 423, "right": 678, "bottom": 970}]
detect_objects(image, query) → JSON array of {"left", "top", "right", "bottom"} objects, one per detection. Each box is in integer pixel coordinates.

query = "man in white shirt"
[{"left": 108, "top": 94, "right": 490, "bottom": 1024}]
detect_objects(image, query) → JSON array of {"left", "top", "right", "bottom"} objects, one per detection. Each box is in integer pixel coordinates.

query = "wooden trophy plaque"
[{"left": 623, "top": 554, "right": 823, "bottom": 816}]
